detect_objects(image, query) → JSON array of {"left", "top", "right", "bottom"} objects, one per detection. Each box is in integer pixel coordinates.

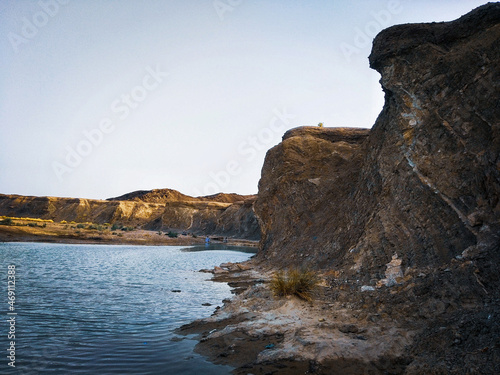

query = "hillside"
[
  {"left": 0, "top": 189, "right": 260, "bottom": 240},
  {"left": 108, "top": 188, "right": 253, "bottom": 204}
]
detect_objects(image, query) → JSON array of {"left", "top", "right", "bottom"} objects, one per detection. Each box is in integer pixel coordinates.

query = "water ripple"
[{"left": 0, "top": 243, "right": 250, "bottom": 374}]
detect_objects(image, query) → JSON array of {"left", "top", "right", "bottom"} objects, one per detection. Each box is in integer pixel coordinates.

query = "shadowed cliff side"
[{"left": 255, "top": 127, "right": 370, "bottom": 266}]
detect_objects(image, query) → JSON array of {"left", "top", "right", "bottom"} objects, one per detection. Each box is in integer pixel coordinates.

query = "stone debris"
[{"left": 377, "top": 254, "right": 403, "bottom": 288}]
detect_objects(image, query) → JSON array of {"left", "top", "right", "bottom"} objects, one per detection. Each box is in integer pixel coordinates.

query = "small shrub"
[
  {"left": 111, "top": 223, "right": 121, "bottom": 231},
  {"left": 76, "top": 223, "right": 85, "bottom": 229},
  {"left": 27, "top": 222, "right": 39, "bottom": 227},
  {"left": 60, "top": 220, "right": 67, "bottom": 224},
  {"left": 192, "top": 234, "right": 197, "bottom": 238},
  {"left": 88, "top": 224, "right": 98, "bottom": 230},
  {"left": 70, "top": 221, "right": 76, "bottom": 224},
  {"left": 167, "top": 231, "right": 178, "bottom": 238},
  {"left": 0, "top": 218, "right": 13, "bottom": 226},
  {"left": 270, "top": 268, "right": 319, "bottom": 302}
]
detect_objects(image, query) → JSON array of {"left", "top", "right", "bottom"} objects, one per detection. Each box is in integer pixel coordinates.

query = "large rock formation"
[
  {"left": 253, "top": 3, "right": 500, "bottom": 373},
  {"left": 255, "top": 2, "right": 500, "bottom": 276},
  {"left": 255, "top": 127, "right": 370, "bottom": 266},
  {"left": 0, "top": 189, "right": 260, "bottom": 239}
]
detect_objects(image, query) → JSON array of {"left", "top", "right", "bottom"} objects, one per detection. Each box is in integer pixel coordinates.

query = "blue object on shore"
[{"left": 265, "top": 344, "right": 275, "bottom": 349}]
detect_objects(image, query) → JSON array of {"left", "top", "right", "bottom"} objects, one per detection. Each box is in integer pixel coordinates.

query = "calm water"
[{"left": 0, "top": 242, "right": 254, "bottom": 374}]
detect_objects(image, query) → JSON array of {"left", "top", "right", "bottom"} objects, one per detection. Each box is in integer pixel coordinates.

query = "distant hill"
[
  {"left": 107, "top": 188, "right": 255, "bottom": 204},
  {"left": 0, "top": 188, "right": 260, "bottom": 240}
]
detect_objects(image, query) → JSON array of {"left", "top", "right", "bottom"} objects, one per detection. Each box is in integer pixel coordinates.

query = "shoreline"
[
  {"left": 0, "top": 221, "right": 258, "bottom": 248},
  {"left": 178, "top": 262, "right": 414, "bottom": 375}
]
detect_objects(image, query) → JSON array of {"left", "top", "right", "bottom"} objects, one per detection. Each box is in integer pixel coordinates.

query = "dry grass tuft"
[{"left": 270, "top": 268, "right": 319, "bottom": 301}]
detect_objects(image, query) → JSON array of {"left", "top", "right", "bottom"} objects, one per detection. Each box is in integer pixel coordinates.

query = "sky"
[{"left": 0, "top": 0, "right": 490, "bottom": 200}]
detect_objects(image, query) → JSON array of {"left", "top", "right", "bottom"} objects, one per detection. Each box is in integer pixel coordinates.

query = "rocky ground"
[{"left": 178, "top": 250, "right": 500, "bottom": 375}]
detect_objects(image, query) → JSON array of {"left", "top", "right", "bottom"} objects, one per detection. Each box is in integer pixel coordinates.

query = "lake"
[{"left": 0, "top": 242, "right": 254, "bottom": 374}]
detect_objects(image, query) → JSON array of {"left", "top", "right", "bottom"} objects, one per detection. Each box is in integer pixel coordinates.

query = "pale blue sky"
[{"left": 0, "top": 0, "right": 489, "bottom": 199}]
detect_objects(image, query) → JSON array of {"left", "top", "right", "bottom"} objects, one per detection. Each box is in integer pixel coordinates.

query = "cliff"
[
  {"left": 251, "top": 3, "right": 500, "bottom": 373},
  {"left": 255, "top": 2, "right": 500, "bottom": 275},
  {"left": 255, "top": 127, "right": 370, "bottom": 266},
  {"left": 0, "top": 189, "right": 260, "bottom": 240}
]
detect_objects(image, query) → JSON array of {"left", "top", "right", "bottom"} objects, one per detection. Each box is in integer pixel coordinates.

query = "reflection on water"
[
  {"left": 0, "top": 242, "right": 252, "bottom": 374},
  {"left": 181, "top": 243, "right": 258, "bottom": 254}
]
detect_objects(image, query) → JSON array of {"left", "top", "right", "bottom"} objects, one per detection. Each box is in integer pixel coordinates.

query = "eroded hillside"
[{"left": 0, "top": 189, "right": 260, "bottom": 240}]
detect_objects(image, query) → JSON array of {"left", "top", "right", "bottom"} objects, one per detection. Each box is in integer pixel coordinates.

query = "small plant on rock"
[{"left": 270, "top": 268, "right": 319, "bottom": 302}]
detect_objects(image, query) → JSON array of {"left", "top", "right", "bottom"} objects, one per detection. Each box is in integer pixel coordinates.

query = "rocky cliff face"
[
  {"left": 255, "top": 3, "right": 500, "bottom": 276},
  {"left": 0, "top": 190, "right": 260, "bottom": 240},
  {"left": 253, "top": 4, "right": 500, "bottom": 372},
  {"left": 255, "top": 127, "right": 370, "bottom": 266}
]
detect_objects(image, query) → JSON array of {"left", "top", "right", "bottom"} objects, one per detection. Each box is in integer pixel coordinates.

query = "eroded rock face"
[
  {"left": 255, "top": 3, "right": 500, "bottom": 278},
  {"left": 254, "top": 127, "right": 370, "bottom": 267},
  {"left": 0, "top": 190, "right": 260, "bottom": 239},
  {"left": 252, "top": 4, "right": 500, "bottom": 372}
]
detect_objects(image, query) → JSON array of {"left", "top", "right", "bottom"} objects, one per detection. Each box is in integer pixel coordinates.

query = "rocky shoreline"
[
  {"left": 178, "top": 262, "right": 413, "bottom": 375},
  {"left": 179, "top": 250, "right": 500, "bottom": 374}
]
